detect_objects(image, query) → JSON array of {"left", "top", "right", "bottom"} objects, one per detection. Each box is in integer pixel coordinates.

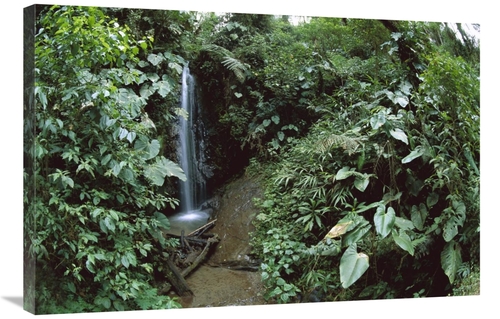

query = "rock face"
[
  {"left": 209, "top": 173, "right": 262, "bottom": 265},
  {"left": 174, "top": 173, "right": 268, "bottom": 308}
]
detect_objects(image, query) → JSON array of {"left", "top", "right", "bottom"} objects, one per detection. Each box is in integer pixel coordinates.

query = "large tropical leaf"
[
  {"left": 340, "top": 244, "right": 369, "bottom": 288},
  {"left": 411, "top": 203, "right": 428, "bottom": 231},
  {"left": 342, "top": 221, "right": 371, "bottom": 247},
  {"left": 134, "top": 136, "right": 160, "bottom": 160},
  {"left": 354, "top": 175, "right": 370, "bottom": 192},
  {"left": 153, "top": 212, "right": 170, "bottom": 230},
  {"left": 370, "top": 112, "right": 386, "bottom": 130},
  {"left": 323, "top": 219, "right": 354, "bottom": 241},
  {"left": 335, "top": 166, "right": 355, "bottom": 180},
  {"left": 443, "top": 200, "right": 466, "bottom": 242},
  {"left": 389, "top": 128, "right": 408, "bottom": 144},
  {"left": 392, "top": 229, "right": 414, "bottom": 255},
  {"left": 374, "top": 205, "right": 396, "bottom": 238},
  {"left": 402, "top": 146, "right": 424, "bottom": 164},
  {"left": 144, "top": 156, "right": 186, "bottom": 186},
  {"left": 441, "top": 240, "right": 462, "bottom": 284}
]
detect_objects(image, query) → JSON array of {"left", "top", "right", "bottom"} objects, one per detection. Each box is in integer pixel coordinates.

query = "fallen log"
[
  {"left": 158, "top": 233, "right": 220, "bottom": 295},
  {"left": 181, "top": 234, "right": 219, "bottom": 277},
  {"left": 163, "top": 258, "right": 193, "bottom": 297}
]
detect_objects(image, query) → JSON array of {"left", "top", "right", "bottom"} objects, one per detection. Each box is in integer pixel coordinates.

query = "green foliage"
[
  {"left": 250, "top": 17, "right": 479, "bottom": 302},
  {"left": 26, "top": 6, "right": 187, "bottom": 313},
  {"left": 26, "top": 6, "right": 480, "bottom": 310},
  {"left": 339, "top": 244, "right": 369, "bottom": 289}
]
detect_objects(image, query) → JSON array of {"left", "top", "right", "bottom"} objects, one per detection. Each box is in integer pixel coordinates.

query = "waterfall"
[{"left": 168, "top": 65, "right": 210, "bottom": 235}]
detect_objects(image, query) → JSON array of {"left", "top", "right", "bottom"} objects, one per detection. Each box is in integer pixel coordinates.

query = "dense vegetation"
[{"left": 24, "top": 5, "right": 479, "bottom": 313}]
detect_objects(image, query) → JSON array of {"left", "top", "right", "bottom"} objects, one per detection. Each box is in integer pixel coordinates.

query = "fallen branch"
[
  {"left": 181, "top": 234, "right": 219, "bottom": 277},
  {"left": 187, "top": 219, "right": 217, "bottom": 237}
]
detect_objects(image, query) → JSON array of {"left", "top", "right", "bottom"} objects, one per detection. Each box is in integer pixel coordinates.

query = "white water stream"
[{"left": 168, "top": 65, "right": 211, "bottom": 236}]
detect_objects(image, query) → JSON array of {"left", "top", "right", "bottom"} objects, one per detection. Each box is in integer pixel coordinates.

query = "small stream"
[{"left": 168, "top": 174, "right": 268, "bottom": 308}]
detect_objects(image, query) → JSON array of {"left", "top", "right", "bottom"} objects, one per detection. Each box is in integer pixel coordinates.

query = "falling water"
[{"left": 168, "top": 65, "right": 210, "bottom": 235}]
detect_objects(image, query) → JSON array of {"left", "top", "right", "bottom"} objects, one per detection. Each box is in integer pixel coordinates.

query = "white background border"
[{"left": 2, "top": 1, "right": 496, "bottom": 318}]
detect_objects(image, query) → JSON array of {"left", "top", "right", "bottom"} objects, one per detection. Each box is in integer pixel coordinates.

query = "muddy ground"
[{"left": 169, "top": 173, "right": 269, "bottom": 308}]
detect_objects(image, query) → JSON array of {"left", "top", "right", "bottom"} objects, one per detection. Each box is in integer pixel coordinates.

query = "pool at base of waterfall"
[{"left": 166, "top": 209, "right": 212, "bottom": 236}]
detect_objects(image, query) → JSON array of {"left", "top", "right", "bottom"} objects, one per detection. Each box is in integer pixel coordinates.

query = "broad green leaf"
[
  {"left": 411, "top": 204, "right": 428, "bottom": 231},
  {"left": 277, "top": 131, "right": 285, "bottom": 141},
  {"left": 126, "top": 251, "right": 137, "bottom": 267},
  {"left": 453, "top": 200, "right": 466, "bottom": 221},
  {"left": 354, "top": 175, "right": 369, "bottom": 192},
  {"left": 102, "top": 297, "right": 111, "bottom": 309},
  {"left": 443, "top": 220, "right": 458, "bottom": 242},
  {"left": 147, "top": 53, "right": 163, "bottom": 66},
  {"left": 139, "top": 84, "right": 156, "bottom": 98},
  {"left": 62, "top": 176, "right": 74, "bottom": 189},
  {"left": 271, "top": 115, "right": 280, "bottom": 124},
  {"left": 119, "top": 167, "right": 135, "bottom": 184},
  {"left": 389, "top": 128, "right": 408, "bottom": 144},
  {"left": 441, "top": 240, "right": 462, "bottom": 284},
  {"left": 402, "top": 146, "right": 424, "bottom": 164},
  {"left": 335, "top": 166, "right": 354, "bottom": 180},
  {"left": 263, "top": 119, "right": 271, "bottom": 127},
  {"left": 126, "top": 131, "right": 136, "bottom": 144},
  {"left": 392, "top": 229, "right": 414, "bottom": 255},
  {"left": 101, "top": 153, "right": 112, "bottom": 166},
  {"left": 67, "top": 282, "right": 76, "bottom": 294},
  {"left": 386, "top": 90, "right": 409, "bottom": 107},
  {"left": 121, "top": 255, "right": 130, "bottom": 268},
  {"left": 234, "top": 92, "right": 243, "bottom": 98},
  {"left": 147, "top": 73, "right": 160, "bottom": 82},
  {"left": 374, "top": 206, "right": 396, "bottom": 238},
  {"left": 427, "top": 193, "right": 439, "bottom": 208},
  {"left": 118, "top": 127, "right": 129, "bottom": 140},
  {"left": 155, "top": 80, "right": 172, "bottom": 97},
  {"left": 370, "top": 112, "right": 386, "bottom": 130},
  {"left": 443, "top": 200, "right": 466, "bottom": 242},
  {"left": 134, "top": 137, "right": 160, "bottom": 160},
  {"left": 340, "top": 244, "right": 369, "bottom": 288},
  {"left": 154, "top": 212, "right": 170, "bottom": 230},
  {"left": 144, "top": 156, "right": 186, "bottom": 186},
  {"left": 168, "top": 62, "right": 183, "bottom": 75},
  {"left": 342, "top": 221, "right": 371, "bottom": 247},
  {"left": 104, "top": 216, "right": 115, "bottom": 233}
]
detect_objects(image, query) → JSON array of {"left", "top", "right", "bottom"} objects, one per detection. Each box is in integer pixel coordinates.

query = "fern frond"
[
  {"left": 201, "top": 44, "right": 249, "bottom": 82},
  {"left": 222, "top": 57, "right": 249, "bottom": 82},
  {"left": 314, "top": 134, "right": 361, "bottom": 155},
  {"left": 201, "top": 44, "right": 233, "bottom": 59}
]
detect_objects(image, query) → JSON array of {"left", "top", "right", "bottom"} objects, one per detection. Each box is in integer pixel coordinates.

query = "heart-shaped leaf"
[
  {"left": 392, "top": 229, "right": 414, "bottom": 255},
  {"left": 441, "top": 240, "right": 462, "bottom": 284},
  {"left": 374, "top": 206, "right": 396, "bottom": 238},
  {"left": 370, "top": 112, "right": 386, "bottom": 130},
  {"left": 147, "top": 53, "right": 164, "bottom": 66},
  {"left": 340, "top": 244, "right": 369, "bottom": 288},
  {"left": 354, "top": 175, "right": 369, "bottom": 192},
  {"left": 411, "top": 204, "right": 428, "bottom": 231}
]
